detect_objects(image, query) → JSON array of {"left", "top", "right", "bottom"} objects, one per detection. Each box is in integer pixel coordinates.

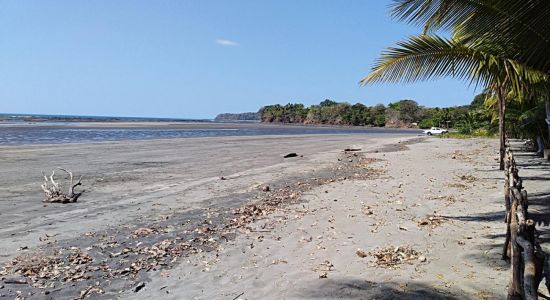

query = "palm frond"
[
  {"left": 360, "top": 35, "right": 549, "bottom": 98},
  {"left": 390, "top": 0, "right": 550, "bottom": 72},
  {"left": 361, "top": 35, "right": 491, "bottom": 85}
]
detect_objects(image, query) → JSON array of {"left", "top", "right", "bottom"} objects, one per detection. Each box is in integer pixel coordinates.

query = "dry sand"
[{"left": 0, "top": 134, "right": 512, "bottom": 299}]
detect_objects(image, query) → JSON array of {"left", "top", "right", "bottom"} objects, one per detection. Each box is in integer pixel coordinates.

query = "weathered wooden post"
[
  {"left": 508, "top": 190, "right": 524, "bottom": 300},
  {"left": 505, "top": 150, "right": 512, "bottom": 213},
  {"left": 517, "top": 219, "right": 537, "bottom": 300},
  {"left": 503, "top": 150, "right": 513, "bottom": 259}
]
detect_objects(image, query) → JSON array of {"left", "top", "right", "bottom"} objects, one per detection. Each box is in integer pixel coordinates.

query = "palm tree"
[
  {"left": 361, "top": 0, "right": 550, "bottom": 170},
  {"left": 361, "top": 34, "right": 547, "bottom": 169}
]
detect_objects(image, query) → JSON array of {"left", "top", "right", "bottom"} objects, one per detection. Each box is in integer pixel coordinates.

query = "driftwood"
[{"left": 41, "top": 168, "right": 83, "bottom": 203}]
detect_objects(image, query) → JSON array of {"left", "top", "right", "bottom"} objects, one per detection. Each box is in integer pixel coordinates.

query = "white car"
[{"left": 423, "top": 127, "right": 448, "bottom": 135}]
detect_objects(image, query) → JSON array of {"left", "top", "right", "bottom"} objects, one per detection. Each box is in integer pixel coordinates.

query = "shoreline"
[
  {"left": 0, "top": 122, "right": 422, "bottom": 146},
  {"left": 0, "top": 120, "right": 423, "bottom": 130}
]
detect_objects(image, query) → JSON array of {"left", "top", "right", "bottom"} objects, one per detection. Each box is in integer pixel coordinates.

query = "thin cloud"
[{"left": 216, "top": 39, "right": 239, "bottom": 46}]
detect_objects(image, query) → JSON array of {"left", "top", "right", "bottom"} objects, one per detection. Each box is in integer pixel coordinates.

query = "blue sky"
[{"left": 0, "top": 1, "right": 479, "bottom": 119}]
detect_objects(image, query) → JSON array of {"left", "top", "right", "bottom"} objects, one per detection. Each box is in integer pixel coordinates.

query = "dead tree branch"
[{"left": 41, "top": 168, "right": 83, "bottom": 203}]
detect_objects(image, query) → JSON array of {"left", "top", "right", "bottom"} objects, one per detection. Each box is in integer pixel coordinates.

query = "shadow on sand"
[{"left": 296, "top": 278, "right": 462, "bottom": 299}]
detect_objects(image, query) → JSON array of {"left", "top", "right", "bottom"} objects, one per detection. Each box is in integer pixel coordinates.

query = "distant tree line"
[
  {"left": 258, "top": 96, "right": 549, "bottom": 140},
  {"left": 214, "top": 112, "right": 260, "bottom": 122},
  {"left": 259, "top": 99, "right": 474, "bottom": 129}
]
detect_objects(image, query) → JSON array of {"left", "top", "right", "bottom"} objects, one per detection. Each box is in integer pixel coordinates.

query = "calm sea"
[{"left": 0, "top": 122, "right": 421, "bottom": 145}]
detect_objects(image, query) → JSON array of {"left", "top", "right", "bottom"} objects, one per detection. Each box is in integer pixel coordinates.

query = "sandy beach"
[{"left": 0, "top": 133, "right": 515, "bottom": 299}]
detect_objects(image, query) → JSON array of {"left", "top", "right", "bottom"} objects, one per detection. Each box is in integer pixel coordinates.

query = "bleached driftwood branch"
[{"left": 41, "top": 168, "right": 83, "bottom": 203}]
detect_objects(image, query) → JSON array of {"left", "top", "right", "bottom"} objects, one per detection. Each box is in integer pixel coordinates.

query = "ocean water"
[
  {"left": 0, "top": 123, "right": 421, "bottom": 145},
  {"left": 0, "top": 113, "right": 205, "bottom": 123}
]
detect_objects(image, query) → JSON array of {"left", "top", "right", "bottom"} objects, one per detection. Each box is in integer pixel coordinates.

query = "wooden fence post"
[
  {"left": 517, "top": 225, "right": 536, "bottom": 300},
  {"left": 503, "top": 149, "right": 514, "bottom": 260},
  {"left": 508, "top": 191, "right": 524, "bottom": 299}
]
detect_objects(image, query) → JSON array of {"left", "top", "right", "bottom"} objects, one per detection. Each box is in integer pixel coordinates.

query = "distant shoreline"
[
  {"left": 0, "top": 113, "right": 212, "bottom": 124},
  {"left": 0, "top": 113, "right": 428, "bottom": 132}
]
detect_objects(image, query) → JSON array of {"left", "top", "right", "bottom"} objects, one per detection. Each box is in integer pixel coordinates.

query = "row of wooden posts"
[{"left": 503, "top": 145, "right": 549, "bottom": 299}]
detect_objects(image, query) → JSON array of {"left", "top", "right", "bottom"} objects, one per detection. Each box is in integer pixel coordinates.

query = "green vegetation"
[
  {"left": 361, "top": 0, "right": 550, "bottom": 169},
  {"left": 260, "top": 100, "right": 387, "bottom": 126},
  {"left": 214, "top": 112, "right": 259, "bottom": 122},
  {"left": 259, "top": 97, "right": 503, "bottom": 134}
]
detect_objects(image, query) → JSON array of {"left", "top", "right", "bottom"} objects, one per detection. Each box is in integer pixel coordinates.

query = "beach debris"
[
  {"left": 14, "top": 291, "right": 24, "bottom": 300},
  {"left": 300, "top": 236, "right": 313, "bottom": 243},
  {"left": 220, "top": 176, "right": 227, "bottom": 180},
  {"left": 283, "top": 153, "right": 298, "bottom": 158},
  {"left": 133, "top": 227, "right": 156, "bottom": 236},
  {"left": 271, "top": 259, "right": 288, "bottom": 265},
  {"left": 41, "top": 168, "right": 83, "bottom": 203},
  {"left": 133, "top": 282, "right": 146, "bottom": 292},
  {"left": 416, "top": 215, "right": 447, "bottom": 228},
  {"left": 427, "top": 194, "right": 457, "bottom": 203},
  {"left": 0, "top": 247, "right": 93, "bottom": 285},
  {"left": 361, "top": 206, "right": 373, "bottom": 215},
  {"left": 449, "top": 150, "right": 473, "bottom": 162},
  {"left": 356, "top": 248, "right": 368, "bottom": 258},
  {"left": 319, "top": 272, "right": 328, "bottom": 279},
  {"left": 369, "top": 246, "right": 420, "bottom": 268},
  {"left": 459, "top": 174, "right": 477, "bottom": 183},
  {"left": 261, "top": 185, "right": 270, "bottom": 192},
  {"left": 78, "top": 285, "right": 104, "bottom": 299},
  {"left": 344, "top": 148, "right": 361, "bottom": 152},
  {"left": 3, "top": 277, "right": 27, "bottom": 285},
  {"left": 447, "top": 182, "right": 468, "bottom": 190},
  {"left": 314, "top": 260, "right": 334, "bottom": 272}
]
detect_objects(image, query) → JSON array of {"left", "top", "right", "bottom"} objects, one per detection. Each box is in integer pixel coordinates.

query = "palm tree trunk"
[{"left": 497, "top": 88, "right": 506, "bottom": 170}]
